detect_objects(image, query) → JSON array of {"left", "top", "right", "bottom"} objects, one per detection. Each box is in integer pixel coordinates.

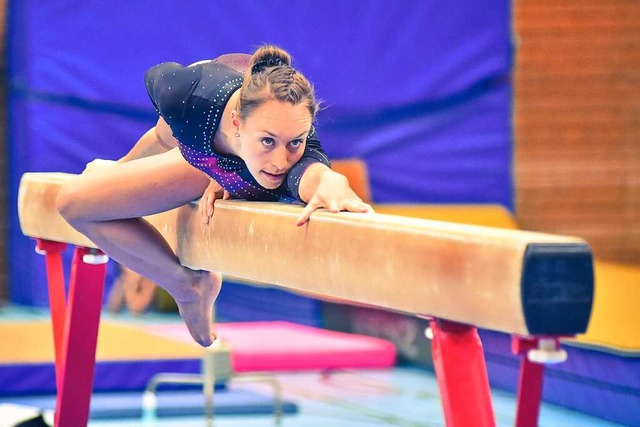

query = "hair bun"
[
  {"left": 251, "top": 56, "right": 286, "bottom": 75},
  {"left": 243, "top": 45, "right": 292, "bottom": 86}
]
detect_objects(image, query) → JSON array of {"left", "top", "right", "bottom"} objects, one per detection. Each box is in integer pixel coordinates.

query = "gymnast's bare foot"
[{"left": 174, "top": 270, "right": 222, "bottom": 347}]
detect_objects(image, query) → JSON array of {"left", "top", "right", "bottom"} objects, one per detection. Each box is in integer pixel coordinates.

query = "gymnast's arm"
[
  {"left": 117, "top": 113, "right": 226, "bottom": 224},
  {"left": 117, "top": 117, "right": 177, "bottom": 163},
  {"left": 291, "top": 129, "right": 373, "bottom": 225},
  {"left": 80, "top": 118, "right": 177, "bottom": 174}
]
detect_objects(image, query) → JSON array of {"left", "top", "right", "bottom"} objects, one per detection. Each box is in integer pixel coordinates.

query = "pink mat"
[{"left": 149, "top": 321, "right": 396, "bottom": 372}]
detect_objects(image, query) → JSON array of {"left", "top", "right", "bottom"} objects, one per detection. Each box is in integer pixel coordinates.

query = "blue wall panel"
[{"left": 6, "top": 1, "right": 512, "bottom": 315}]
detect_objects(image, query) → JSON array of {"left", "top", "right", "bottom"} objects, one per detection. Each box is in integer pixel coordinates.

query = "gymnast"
[{"left": 55, "top": 45, "right": 373, "bottom": 346}]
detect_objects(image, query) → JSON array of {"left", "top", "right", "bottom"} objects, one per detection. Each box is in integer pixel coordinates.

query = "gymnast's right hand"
[
  {"left": 296, "top": 168, "right": 374, "bottom": 226},
  {"left": 200, "top": 178, "right": 229, "bottom": 225},
  {"left": 81, "top": 159, "right": 117, "bottom": 174}
]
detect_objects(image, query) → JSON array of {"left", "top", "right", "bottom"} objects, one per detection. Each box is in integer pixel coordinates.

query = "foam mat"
[
  {"left": 0, "top": 320, "right": 395, "bottom": 395},
  {"left": 571, "top": 261, "right": 640, "bottom": 355},
  {"left": 149, "top": 321, "right": 397, "bottom": 372},
  {"left": 0, "top": 320, "right": 202, "bottom": 364}
]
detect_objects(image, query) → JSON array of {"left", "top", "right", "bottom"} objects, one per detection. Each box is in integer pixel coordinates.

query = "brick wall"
[{"left": 514, "top": 1, "right": 640, "bottom": 264}]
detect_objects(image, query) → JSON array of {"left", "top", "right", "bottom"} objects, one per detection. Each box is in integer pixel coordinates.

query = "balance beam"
[
  {"left": 17, "top": 172, "right": 594, "bottom": 427},
  {"left": 19, "top": 172, "right": 593, "bottom": 336}
]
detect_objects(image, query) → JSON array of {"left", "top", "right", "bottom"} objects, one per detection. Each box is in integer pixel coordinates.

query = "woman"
[{"left": 56, "top": 45, "right": 372, "bottom": 347}]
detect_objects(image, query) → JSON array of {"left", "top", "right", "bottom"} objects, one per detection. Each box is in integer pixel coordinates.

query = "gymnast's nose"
[{"left": 270, "top": 146, "right": 289, "bottom": 172}]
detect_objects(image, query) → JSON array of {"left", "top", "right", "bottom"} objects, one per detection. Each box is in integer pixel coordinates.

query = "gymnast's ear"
[{"left": 231, "top": 110, "right": 240, "bottom": 129}]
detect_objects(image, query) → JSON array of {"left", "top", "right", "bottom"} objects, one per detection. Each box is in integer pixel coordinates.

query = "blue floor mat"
[{"left": 0, "top": 389, "right": 297, "bottom": 419}]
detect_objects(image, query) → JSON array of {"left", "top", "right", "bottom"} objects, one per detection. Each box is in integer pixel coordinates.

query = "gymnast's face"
[{"left": 236, "top": 100, "right": 311, "bottom": 189}]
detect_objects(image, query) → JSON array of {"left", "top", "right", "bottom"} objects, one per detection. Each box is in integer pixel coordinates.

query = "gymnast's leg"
[{"left": 56, "top": 148, "right": 220, "bottom": 346}]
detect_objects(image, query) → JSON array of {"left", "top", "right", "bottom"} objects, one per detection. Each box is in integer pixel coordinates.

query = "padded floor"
[
  {"left": 85, "top": 368, "right": 627, "bottom": 427},
  {"left": 0, "top": 308, "right": 628, "bottom": 426}
]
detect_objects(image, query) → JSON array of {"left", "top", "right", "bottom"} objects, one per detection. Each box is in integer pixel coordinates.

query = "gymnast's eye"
[
  {"left": 261, "top": 137, "right": 275, "bottom": 147},
  {"left": 289, "top": 139, "right": 303, "bottom": 149}
]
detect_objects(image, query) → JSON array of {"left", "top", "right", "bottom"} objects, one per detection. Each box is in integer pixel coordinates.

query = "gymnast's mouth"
[{"left": 261, "top": 171, "right": 286, "bottom": 182}]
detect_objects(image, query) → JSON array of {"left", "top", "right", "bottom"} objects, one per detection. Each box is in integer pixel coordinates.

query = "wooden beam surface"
[{"left": 18, "top": 172, "right": 594, "bottom": 337}]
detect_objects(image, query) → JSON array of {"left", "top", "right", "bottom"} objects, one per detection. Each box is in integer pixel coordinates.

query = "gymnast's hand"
[
  {"left": 200, "top": 178, "right": 229, "bottom": 224},
  {"left": 296, "top": 169, "right": 374, "bottom": 226},
  {"left": 81, "top": 159, "right": 116, "bottom": 174}
]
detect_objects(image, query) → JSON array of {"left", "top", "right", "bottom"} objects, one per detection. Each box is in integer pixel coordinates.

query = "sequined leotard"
[{"left": 145, "top": 61, "right": 330, "bottom": 202}]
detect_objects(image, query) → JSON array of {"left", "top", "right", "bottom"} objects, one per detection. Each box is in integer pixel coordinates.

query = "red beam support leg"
[
  {"left": 54, "top": 246, "right": 108, "bottom": 427},
  {"left": 513, "top": 337, "right": 544, "bottom": 427},
  {"left": 430, "top": 319, "right": 495, "bottom": 427},
  {"left": 35, "top": 239, "right": 68, "bottom": 389},
  {"left": 512, "top": 337, "right": 549, "bottom": 427}
]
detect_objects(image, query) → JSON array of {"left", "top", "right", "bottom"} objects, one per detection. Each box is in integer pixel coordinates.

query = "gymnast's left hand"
[
  {"left": 81, "top": 159, "right": 116, "bottom": 174},
  {"left": 200, "top": 178, "right": 229, "bottom": 225},
  {"left": 296, "top": 169, "right": 374, "bottom": 226}
]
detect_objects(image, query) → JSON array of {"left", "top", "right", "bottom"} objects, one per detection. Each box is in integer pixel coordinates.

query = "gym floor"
[
  {"left": 87, "top": 367, "right": 622, "bottom": 426},
  {"left": 0, "top": 306, "right": 623, "bottom": 427}
]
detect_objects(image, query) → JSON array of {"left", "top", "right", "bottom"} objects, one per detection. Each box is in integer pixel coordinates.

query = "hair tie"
[{"left": 251, "top": 56, "right": 285, "bottom": 75}]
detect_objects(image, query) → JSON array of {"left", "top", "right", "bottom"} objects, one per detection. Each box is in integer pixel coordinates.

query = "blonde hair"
[{"left": 237, "top": 45, "right": 318, "bottom": 120}]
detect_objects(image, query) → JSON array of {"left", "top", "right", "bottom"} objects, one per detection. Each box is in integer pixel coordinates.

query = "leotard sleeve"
[{"left": 284, "top": 125, "right": 331, "bottom": 200}]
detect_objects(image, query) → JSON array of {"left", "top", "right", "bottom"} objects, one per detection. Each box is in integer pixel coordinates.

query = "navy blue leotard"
[{"left": 145, "top": 60, "right": 330, "bottom": 202}]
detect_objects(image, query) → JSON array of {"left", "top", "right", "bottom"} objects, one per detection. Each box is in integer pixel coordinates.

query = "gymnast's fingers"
[
  {"left": 200, "top": 195, "right": 210, "bottom": 225},
  {"left": 343, "top": 200, "right": 374, "bottom": 214},
  {"left": 207, "top": 195, "right": 215, "bottom": 220},
  {"left": 296, "top": 201, "right": 319, "bottom": 226},
  {"left": 328, "top": 200, "right": 341, "bottom": 213}
]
